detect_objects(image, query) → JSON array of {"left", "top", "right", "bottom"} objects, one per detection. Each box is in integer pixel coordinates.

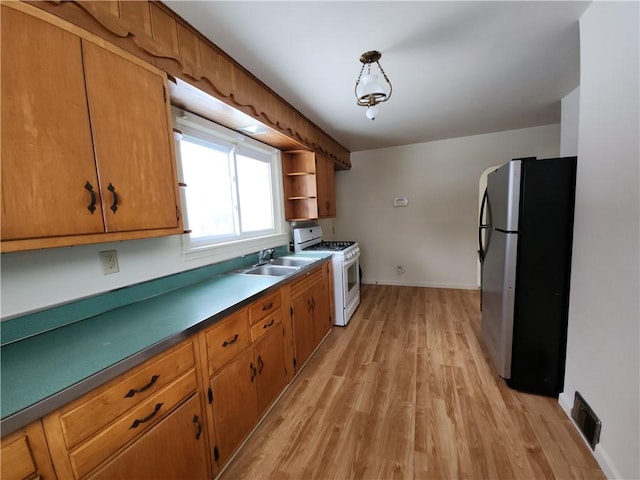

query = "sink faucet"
[{"left": 257, "top": 248, "right": 274, "bottom": 265}]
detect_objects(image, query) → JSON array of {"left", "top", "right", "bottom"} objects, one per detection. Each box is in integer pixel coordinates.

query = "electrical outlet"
[
  {"left": 396, "top": 265, "right": 405, "bottom": 275},
  {"left": 100, "top": 250, "right": 120, "bottom": 275}
]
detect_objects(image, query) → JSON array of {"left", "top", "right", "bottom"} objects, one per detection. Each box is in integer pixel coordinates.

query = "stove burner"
[{"left": 303, "top": 241, "right": 355, "bottom": 252}]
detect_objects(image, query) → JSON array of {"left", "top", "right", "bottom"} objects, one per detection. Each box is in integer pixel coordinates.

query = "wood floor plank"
[{"left": 219, "top": 285, "right": 604, "bottom": 480}]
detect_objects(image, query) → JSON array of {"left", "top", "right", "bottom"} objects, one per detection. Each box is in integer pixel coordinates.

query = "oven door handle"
[{"left": 343, "top": 254, "right": 359, "bottom": 270}]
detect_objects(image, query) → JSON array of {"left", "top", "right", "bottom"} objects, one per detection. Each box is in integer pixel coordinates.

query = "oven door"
[{"left": 342, "top": 253, "right": 360, "bottom": 321}]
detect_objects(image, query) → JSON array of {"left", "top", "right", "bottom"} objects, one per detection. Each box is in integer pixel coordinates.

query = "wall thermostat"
[{"left": 393, "top": 197, "right": 409, "bottom": 207}]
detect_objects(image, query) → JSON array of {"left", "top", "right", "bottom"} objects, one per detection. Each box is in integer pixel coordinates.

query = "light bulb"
[{"left": 366, "top": 104, "right": 379, "bottom": 120}]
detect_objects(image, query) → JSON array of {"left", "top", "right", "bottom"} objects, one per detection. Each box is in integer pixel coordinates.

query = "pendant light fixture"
[{"left": 355, "top": 50, "right": 392, "bottom": 121}]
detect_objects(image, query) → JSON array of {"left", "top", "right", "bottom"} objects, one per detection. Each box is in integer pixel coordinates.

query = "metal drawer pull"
[
  {"left": 107, "top": 183, "right": 118, "bottom": 213},
  {"left": 193, "top": 414, "right": 202, "bottom": 440},
  {"left": 261, "top": 301, "right": 273, "bottom": 311},
  {"left": 124, "top": 375, "right": 160, "bottom": 398},
  {"left": 257, "top": 355, "right": 264, "bottom": 374},
  {"left": 250, "top": 362, "right": 257, "bottom": 382},
  {"left": 263, "top": 319, "right": 275, "bottom": 329},
  {"left": 129, "top": 402, "right": 163, "bottom": 429},
  {"left": 84, "top": 181, "right": 97, "bottom": 214},
  {"left": 222, "top": 333, "right": 239, "bottom": 347}
]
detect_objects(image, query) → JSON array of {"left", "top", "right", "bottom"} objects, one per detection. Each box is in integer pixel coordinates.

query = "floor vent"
[{"left": 571, "top": 391, "right": 601, "bottom": 450}]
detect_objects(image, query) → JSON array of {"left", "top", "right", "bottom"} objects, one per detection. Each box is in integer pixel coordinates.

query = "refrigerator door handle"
[{"left": 478, "top": 188, "right": 490, "bottom": 263}]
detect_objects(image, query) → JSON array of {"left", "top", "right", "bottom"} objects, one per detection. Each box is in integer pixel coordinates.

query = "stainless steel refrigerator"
[{"left": 478, "top": 157, "right": 576, "bottom": 397}]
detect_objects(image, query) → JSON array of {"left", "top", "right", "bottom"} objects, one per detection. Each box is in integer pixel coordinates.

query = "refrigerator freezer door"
[
  {"left": 487, "top": 160, "right": 522, "bottom": 232},
  {"left": 481, "top": 229, "right": 518, "bottom": 378}
]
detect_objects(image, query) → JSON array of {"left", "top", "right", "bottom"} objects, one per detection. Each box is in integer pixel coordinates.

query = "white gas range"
[{"left": 292, "top": 226, "right": 360, "bottom": 326}]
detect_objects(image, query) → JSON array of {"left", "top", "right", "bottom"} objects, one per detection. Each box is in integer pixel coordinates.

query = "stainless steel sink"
[
  {"left": 242, "top": 265, "right": 299, "bottom": 276},
  {"left": 269, "top": 256, "right": 318, "bottom": 267}
]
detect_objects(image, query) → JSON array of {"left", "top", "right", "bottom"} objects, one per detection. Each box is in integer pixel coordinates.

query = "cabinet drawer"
[
  {"left": 291, "top": 267, "right": 323, "bottom": 298},
  {"left": 58, "top": 340, "right": 195, "bottom": 450},
  {"left": 249, "top": 291, "right": 281, "bottom": 325},
  {"left": 250, "top": 309, "right": 282, "bottom": 343},
  {"left": 205, "top": 309, "right": 250, "bottom": 376},
  {"left": 68, "top": 369, "right": 197, "bottom": 479}
]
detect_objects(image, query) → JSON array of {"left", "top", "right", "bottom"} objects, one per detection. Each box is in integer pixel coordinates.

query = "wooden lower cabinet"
[
  {"left": 42, "top": 339, "right": 210, "bottom": 479},
  {"left": 291, "top": 288, "right": 317, "bottom": 370},
  {"left": 87, "top": 395, "right": 208, "bottom": 480},
  {"left": 254, "top": 324, "right": 287, "bottom": 414},
  {"left": 290, "top": 266, "right": 332, "bottom": 371},
  {"left": 208, "top": 347, "right": 259, "bottom": 466},
  {"left": 206, "top": 317, "right": 287, "bottom": 467},
  {"left": 4, "top": 263, "right": 332, "bottom": 479},
  {"left": 1, "top": 420, "right": 57, "bottom": 480}
]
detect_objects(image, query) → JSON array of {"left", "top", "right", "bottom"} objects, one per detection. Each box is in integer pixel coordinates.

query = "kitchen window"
[{"left": 173, "top": 108, "right": 287, "bottom": 258}]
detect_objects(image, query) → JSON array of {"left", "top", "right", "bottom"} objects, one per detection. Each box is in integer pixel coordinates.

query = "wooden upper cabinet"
[
  {"left": 316, "top": 153, "right": 337, "bottom": 218},
  {"left": 1, "top": 6, "right": 105, "bottom": 240},
  {"left": 282, "top": 150, "right": 336, "bottom": 221},
  {"left": 82, "top": 40, "right": 179, "bottom": 233},
  {"left": 0, "top": 3, "right": 182, "bottom": 251}
]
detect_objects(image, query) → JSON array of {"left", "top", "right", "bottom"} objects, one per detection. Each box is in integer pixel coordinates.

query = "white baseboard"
[
  {"left": 361, "top": 279, "right": 479, "bottom": 290},
  {"left": 558, "top": 392, "right": 623, "bottom": 480}
]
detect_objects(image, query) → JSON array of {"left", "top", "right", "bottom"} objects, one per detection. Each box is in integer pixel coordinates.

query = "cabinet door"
[
  {"left": 254, "top": 324, "right": 287, "bottom": 414},
  {"left": 311, "top": 278, "right": 331, "bottom": 344},
  {"left": 292, "top": 290, "right": 316, "bottom": 370},
  {"left": 1, "top": 6, "right": 104, "bottom": 240},
  {"left": 82, "top": 40, "right": 179, "bottom": 233},
  {"left": 316, "top": 153, "right": 336, "bottom": 218},
  {"left": 88, "top": 395, "right": 209, "bottom": 480},
  {"left": 209, "top": 347, "right": 259, "bottom": 465},
  {"left": 1, "top": 420, "right": 57, "bottom": 480}
]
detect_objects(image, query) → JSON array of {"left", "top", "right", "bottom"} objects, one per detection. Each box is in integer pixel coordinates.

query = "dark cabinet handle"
[
  {"left": 307, "top": 299, "right": 313, "bottom": 313},
  {"left": 262, "top": 302, "right": 273, "bottom": 311},
  {"left": 222, "top": 333, "right": 239, "bottom": 347},
  {"left": 129, "top": 402, "right": 163, "bottom": 429},
  {"left": 107, "top": 183, "right": 118, "bottom": 213},
  {"left": 84, "top": 182, "right": 97, "bottom": 214},
  {"left": 124, "top": 375, "right": 160, "bottom": 398},
  {"left": 257, "top": 355, "right": 264, "bottom": 374},
  {"left": 193, "top": 414, "right": 202, "bottom": 440},
  {"left": 250, "top": 362, "right": 257, "bottom": 382},
  {"left": 311, "top": 297, "right": 316, "bottom": 309},
  {"left": 263, "top": 319, "right": 275, "bottom": 329}
]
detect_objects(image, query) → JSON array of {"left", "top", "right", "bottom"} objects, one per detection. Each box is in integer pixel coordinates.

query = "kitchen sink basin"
[
  {"left": 242, "top": 265, "right": 299, "bottom": 276},
  {"left": 269, "top": 256, "right": 318, "bottom": 267}
]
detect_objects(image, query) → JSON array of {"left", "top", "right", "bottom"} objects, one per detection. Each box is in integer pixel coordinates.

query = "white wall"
[
  {"left": 561, "top": 87, "right": 580, "bottom": 157},
  {"left": 334, "top": 125, "right": 560, "bottom": 288},
  {"left": 0, "top": 232, "right": 288, "bottom": 319},
  {"left": 559, "top": 3, "right": 639, "bottom": 479}
]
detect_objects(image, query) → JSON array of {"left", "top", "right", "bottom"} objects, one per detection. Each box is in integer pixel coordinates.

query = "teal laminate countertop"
[{"left": 0, "top": 254, "right": 331, "bottom": 436}]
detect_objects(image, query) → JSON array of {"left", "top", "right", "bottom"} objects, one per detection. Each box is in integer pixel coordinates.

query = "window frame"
[{"left": 173, "top": 107, "right": 288, "bottom": 262}]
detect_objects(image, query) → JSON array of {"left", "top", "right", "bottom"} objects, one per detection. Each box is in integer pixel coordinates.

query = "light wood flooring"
[{"left": 219, "top": 285, "right": 605, "bottom": 480}]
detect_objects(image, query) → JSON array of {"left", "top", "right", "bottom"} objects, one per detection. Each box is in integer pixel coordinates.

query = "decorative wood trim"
[{"left": 27, "top": 0, "right": 351, "bottom": 169}]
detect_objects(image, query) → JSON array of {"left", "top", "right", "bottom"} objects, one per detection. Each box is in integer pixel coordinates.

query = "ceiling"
[{"left": 164, "top": 1, "right": 589, "bottom": 153}]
